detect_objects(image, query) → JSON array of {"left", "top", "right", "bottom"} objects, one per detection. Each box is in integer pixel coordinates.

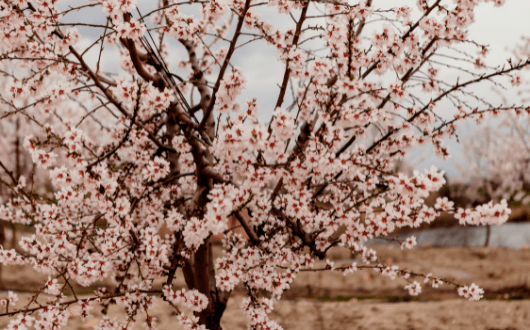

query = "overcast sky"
[
  {"left": 60, "top": 0, "right": 530, "bottom": 180},
  {"left": 410, "top": 0, "right": 530, "bottom": 178}
]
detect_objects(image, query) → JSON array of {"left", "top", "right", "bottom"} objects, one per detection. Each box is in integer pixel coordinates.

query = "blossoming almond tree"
[{"left": 0, "top": 0, "right": 527, "bottom": 329}]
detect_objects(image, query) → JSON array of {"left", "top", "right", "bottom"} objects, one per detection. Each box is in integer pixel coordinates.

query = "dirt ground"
[
  {"left": 1, "top": 293, "right": 528, "bottom": 330},
  {"left": 0, "top": 244, "right": 529, "bottom": 329}
]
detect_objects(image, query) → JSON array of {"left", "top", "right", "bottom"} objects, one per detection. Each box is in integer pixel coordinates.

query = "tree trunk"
[
  {"left": 0, "top": 225, "right": 4, "bottom": 288},
  {"left": 484, "top": 225, "right": 491, "bottom": 247}
]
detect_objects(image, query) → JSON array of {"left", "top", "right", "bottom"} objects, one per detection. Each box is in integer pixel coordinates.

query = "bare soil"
[{"left": 0, "top": 244, "right": 529, "bottom": 329}]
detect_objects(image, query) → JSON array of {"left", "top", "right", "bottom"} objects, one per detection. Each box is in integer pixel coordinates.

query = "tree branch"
[{"left": 200, "top": 0, "right": 252, "bottom": 129}]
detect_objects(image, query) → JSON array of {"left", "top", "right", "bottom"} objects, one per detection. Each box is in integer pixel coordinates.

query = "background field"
[{"left": 0, "top": 243, "right": 529, "bottom": 330}]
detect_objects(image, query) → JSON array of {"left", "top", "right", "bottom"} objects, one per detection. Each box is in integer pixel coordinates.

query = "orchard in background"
[
  {"left": 449, "top": 34, "right": 530, "bottom": 209},
  {"left": 0, "top": 0, "right": 527, "bottom": 329}
]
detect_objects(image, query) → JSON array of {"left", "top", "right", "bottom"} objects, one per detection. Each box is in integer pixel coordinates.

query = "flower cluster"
[
  {"left": 0, "top": 292, "right": 19, "bottom": 307},
  {"left": 23, "top": 135, "right": 57, "bottom": 169},
  {"left": 115, "top": 18, "right": 146, "bottom": 39},
  {"left": 404, "top": 281, "right": 422, "bottom": 296},
  {"left": 163, "top": 286, "right": 209, "bottom": 312},
  {"left": 454, "top": 200, "right": 511, "bottom": 226},
  {"left": 216, "top": 68, "right": 246, "bottom": 114},
  {"left": 241, "top": 298, "right": 282, "bottom": 330},
  {"left": 270, "top": 107, "right": 296, "bottom": 141},
  {"left": 142, "top": 156, "right": 170, "bottom": 182},
  {"left": 458, "top": 283, "right": 485, "bottom": 301}
]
